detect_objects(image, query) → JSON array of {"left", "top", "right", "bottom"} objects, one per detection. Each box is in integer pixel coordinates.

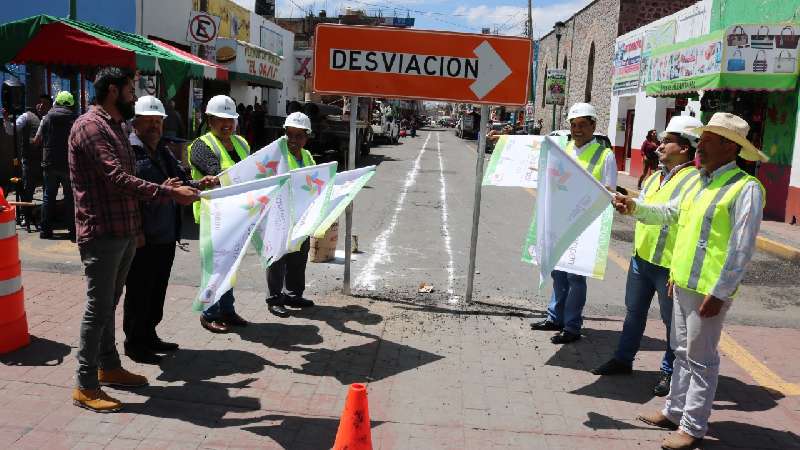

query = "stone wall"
[{"left": 533, "top": 0, "right": 703, "bottom": 135}]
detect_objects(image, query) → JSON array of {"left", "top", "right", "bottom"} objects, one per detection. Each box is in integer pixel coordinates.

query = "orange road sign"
[{"left": 313, "top": 24, "right": 532, "bottom": 106}]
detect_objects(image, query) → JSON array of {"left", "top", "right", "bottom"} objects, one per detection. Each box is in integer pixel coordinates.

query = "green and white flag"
[
  {"left": 218, "top": 137, "right": 290, "bottom": 186},
  {"left": 483, "top": 135, "right": 543, "bottom": 188},
  {"left": 530, "top": 136, "right": 613, "bottom": 286},
  {"left": 313, "top": 165, "right": 377, "bottom": 238},
  {"left": 194, "top": 174, "right": 289, "bottom": 311},
  {"left": 287, "top": 162, "right": 337, "bottom": 250}
]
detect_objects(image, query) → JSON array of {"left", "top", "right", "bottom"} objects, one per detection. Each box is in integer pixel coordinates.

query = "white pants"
[{"left": 662, "top": 286, "right": 731, "bottom": 438}]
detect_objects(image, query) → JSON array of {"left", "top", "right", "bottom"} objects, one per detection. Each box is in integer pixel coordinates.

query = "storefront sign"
[
  {"left": 645, "top": 24, "right": 799, "bottom": 96},
  {"left": 216, "top": 38, "right": 282, "bottom": 87},
  {"left": 544, "top": 69, "right": 566, "bottom": 105},
  {"left": 612, "top": 34, "right": 643, "bottom": 94},
  {"left": 294, "top": 50, "right": 313, "bottom": 80}
]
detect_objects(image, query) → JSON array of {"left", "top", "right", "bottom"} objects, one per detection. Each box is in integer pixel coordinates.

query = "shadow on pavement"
[
  {"left": 289, "top": 304, "right": 383, "bottom": 339},
  {"left": 243, "top": 414, "right": 385, "bottom": 450},
  {"left": 237, "top": 322, "right": 325, "bottom": 351},
  {"left": 583, "top": 411, "right": 646, "bottom": 430},
  {"left": 706, "top": 421, "right": 800, "bottom": 449},
  {"left": 545, "top": 327, "right": 666, "bottom": 371},
  {"left": 0, "top": 336, "right": 72, "bottom": 366}
]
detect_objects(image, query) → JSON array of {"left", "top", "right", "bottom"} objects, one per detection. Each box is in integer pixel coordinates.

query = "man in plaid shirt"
[{"left": 69, "top": 67, "right": 199, "bottom": 413}]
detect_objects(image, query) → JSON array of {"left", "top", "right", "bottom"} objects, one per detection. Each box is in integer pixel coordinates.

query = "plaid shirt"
[{"left": 69, "top": 106, "right": 174, "bottom": 245}]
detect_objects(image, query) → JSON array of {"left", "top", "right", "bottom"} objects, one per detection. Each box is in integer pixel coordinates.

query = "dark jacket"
[
  {"left": 130, "top": 133, "right": 192, "bottom": 244},
  {"left": 40, "top": 105, "right": 77, "bottom": 170}
]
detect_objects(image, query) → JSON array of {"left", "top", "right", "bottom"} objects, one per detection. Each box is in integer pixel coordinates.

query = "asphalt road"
[{"left": 15, "top": 128, "right": 800, "bottom": 328}]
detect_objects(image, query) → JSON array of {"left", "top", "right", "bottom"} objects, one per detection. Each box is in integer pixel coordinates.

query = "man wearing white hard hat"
[
  {"left": 123, "top": 96, "right": 216, "bottom": 363},
  {"left": 593, "top": 115, "right": 703, "bottom": 399},
  {"left": 531, "top": 102, "right": 617, "bottom": 344},
  {"left": 265, "top": 111, "right": 317, "bottom": 318},
  {"left": 614, "top": 113, "right": 766, "bottom": 449},
  {"left": 189, "top": 94, "right": 250, "bottom": 333}
]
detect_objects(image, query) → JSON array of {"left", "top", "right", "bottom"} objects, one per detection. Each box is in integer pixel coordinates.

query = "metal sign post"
[
  {"left": 465, "top": 105, "right": 490, "bottom": 303},
  {"left": 343, "top": 95, "right": 359, "bottom": 295}
]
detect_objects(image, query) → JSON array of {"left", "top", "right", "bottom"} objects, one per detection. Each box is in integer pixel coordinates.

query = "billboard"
[
  {"left": 544, "top": 69, "right": 566, "bottom": 105},
  {"left": 612, "top": 35, "right": 643, "bottom": 94}
]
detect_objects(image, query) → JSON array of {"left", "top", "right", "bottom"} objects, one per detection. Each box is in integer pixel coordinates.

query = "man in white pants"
[{"left": 613, "top": 112, "right": 767, "bottom": 450}]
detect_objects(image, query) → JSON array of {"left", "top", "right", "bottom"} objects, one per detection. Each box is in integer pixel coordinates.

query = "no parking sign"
[{"left": 187, "top": 11, "right": 221, "bottom": 46}]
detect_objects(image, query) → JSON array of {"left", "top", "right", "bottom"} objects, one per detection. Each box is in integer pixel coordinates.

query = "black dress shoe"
[
  {"left": 284, "top": 296, "right": 314, "bottom": 308},
  {"left": 653, "top": 372, "right": 672, "bottom": 397},
  {"left": 268, "top": 303, "right": 290, "bottom": 318},
  {"left": 531, "top": 319, "right": 562, "bottom": 331},
  {"left": 592, "top": 358, "right": 633, "bottom": 375},
  {"left": 124, "top": 346, "right": 162, "bottom": 365},
  {"left": 200, "top": 316, "right": 230, "bottom": 333},
  {"left": 148, "top": 338, "right": 179, "bottom": 353},
  {"left": 551, "top": 330, "right": 581, "bottom": 344},
  {"left": 223, "top": 312, "right": 248, "bottom": 327}
]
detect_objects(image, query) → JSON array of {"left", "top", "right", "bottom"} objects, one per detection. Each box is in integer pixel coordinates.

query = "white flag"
[
  {"left": 482, "top": 135, "right": 543, "bottom": 188},
  {"left": 194, "top": 175, "right": 289, "bottom": 311},
  {"left": 218, "top": 136, "right": 290, "bottom": 186},
  {"left": 287, "top": 162, "right": 338, "bottom": 250},
  {"left": 313, "top": 165, "right": 377, "bottom": 238},
  {"left": 534, "top": 136, "right": 613, "bottom": 286}
]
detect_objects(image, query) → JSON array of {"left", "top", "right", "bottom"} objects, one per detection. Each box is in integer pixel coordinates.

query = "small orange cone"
[{"left": 333, "top": 383, "right": 372, "bottom": 450}]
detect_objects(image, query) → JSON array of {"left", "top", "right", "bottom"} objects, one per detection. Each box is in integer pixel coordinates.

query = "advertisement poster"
[
  {"left": 544, "top": 69, "right": 566, "bottom": 105},
  {"left": 643, "top": 31, "right": 723, "bottom": 95},
  {"left": 723, "top": 24, "right": 799, "bottom": 75},
  {"left": 612, "top": 34, "right": 644, "bottom": 94},
  {"left": 193, "top": 0, "right": 250, "bottom": 42}
]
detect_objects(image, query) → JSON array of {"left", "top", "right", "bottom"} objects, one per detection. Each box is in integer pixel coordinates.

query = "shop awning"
[
  {"left": 215, "top": 38, "right": 283, "bottom": 89},
  {"left": 151, "top": 39, "right": 228, "bottom": 81},
  {"left": 0, "top": 14, "right": 206, "bottom": 98},
  {"left": 644, "top": 24, "right": 799, "bottom": 97}
]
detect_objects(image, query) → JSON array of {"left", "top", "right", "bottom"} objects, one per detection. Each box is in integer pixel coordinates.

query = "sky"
[{"left": 232, "top": 0, "right": 592, "bottom": 38}]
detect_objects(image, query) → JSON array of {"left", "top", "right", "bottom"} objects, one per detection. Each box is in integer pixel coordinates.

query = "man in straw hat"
[{"left": 613, "top": 112, "right": 767, "bottom": 449}]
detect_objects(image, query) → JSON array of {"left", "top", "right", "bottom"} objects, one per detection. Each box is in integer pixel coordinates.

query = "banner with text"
[
  {"left": 483, "top": 135, "right": 542, "bottom": 188},
  {"left": 219, "top": 136, "right": 290, "bottom": 186}
]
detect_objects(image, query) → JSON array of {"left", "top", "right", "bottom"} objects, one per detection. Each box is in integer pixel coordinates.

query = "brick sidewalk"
[{"left": 0, "top": 270, "right": 798, "bottom": 449}]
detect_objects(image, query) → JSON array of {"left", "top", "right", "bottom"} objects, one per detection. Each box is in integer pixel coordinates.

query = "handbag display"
[
  {"left": 753, "top": 50, "right": 768, "bottom": 72},
  {"left": 776, "top": 26, "right": 800, "bottom": 49},
  {"left": 751, "top": 25, "right": 774, "bottom": 49},
  {"left": 727, "top": 50, "right": 746, "bottom": 71},
  {"left": 775, "top": 51, "right": 797, "bottom": 73},
  {"left": 727, "top": 25, "right": 749, "bottom": 47}
]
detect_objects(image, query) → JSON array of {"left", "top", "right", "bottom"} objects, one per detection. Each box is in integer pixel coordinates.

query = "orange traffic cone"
[
  {"left": 332, "top": 383, "right": 373, "bottom": 450},
  {"left": 0, "top": 189, "right": 29, "bottom": 354}
]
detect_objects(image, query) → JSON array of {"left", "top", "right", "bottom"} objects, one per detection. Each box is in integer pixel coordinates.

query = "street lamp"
[{"left": 551, "top": 20, "right": 565, "bottom": 131}]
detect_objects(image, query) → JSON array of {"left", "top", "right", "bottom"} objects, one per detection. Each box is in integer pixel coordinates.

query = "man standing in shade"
[
  {"left": 592, "top": 116, "right": 703, "bottom": 398},
  {"left": 530, "top": 102, "right": 617, "bottom": 344},
  {"left": 615, "top": 113, "right": 767, "bottom": 450}
]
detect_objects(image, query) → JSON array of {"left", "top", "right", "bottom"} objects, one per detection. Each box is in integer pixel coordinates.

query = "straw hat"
[{"left": 693, "top": 112, "right": 768, "bottom": 162}]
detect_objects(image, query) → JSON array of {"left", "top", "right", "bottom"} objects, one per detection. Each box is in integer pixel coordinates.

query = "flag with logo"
[
  {"left": 218, "top": 136, "right": 290, "bottom": 186},
  {"left": 194, "top": 175, "right": 290, "bottom": 311},
  {"left": 287, "top": 162, "right": 337, "bottom": 250},
  {"left": 313, "top": 165, "right": 377, "bottom": 238},
  {"left": 482, "top": 135, "right": 543, "bottom": 188},
  {"left": 531, "top": 136, "right": 613, "bottom": 286}
]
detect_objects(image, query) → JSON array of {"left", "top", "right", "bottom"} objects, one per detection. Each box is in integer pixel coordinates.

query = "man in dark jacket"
[
  {"left": 36, "top": 91, "right": 77, "bottom": 239},
  {"left": 122, "top": 95, "right": 216, "bottom": 364}
]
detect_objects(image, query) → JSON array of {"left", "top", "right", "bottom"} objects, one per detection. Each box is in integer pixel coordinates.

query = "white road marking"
[
  {"left": 355, "top": 133, "right": 431, "bottom": 290},
  {"left": 436, "top": 133, "right": 456, "bottom": 300}
]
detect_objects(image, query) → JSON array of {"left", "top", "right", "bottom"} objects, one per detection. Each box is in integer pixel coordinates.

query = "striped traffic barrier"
[{"left": 0, "top": 189, "right": 29, "bottom": 354}]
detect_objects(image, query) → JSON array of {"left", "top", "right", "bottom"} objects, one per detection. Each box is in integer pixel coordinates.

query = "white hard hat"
[
  {"left": 134, "top": 95, "right": 167, "bottom": 117},
  {"left": 567, "top": 102, "right": 597, "bottom": 121},
  {"left": 205, "top": 95, "right": 238, "bottom": 119},
  {"left": 283, "top": 112, "right": 312, "bottom": 133},
  {"left": 662, "top": 115, "right": 704, "bottom": 146}
]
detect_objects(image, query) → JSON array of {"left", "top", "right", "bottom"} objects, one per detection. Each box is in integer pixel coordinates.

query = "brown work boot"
[
  {"left": 661, "top": 430, "right": 701, "bottom": 449},
  {"left": 72, "top": 388, "right": 122, "bottom": 413},
  {"left": 637, "top": 411, "right": 679, "bottom": 430},
  {"left": 98, "top": 367, "right": 148, "bottom": 387}
]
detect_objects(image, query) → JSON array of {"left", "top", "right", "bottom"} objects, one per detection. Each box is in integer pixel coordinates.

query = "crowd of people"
[{"left": 0, "top": 64, "right": 770, "bottom": 450}]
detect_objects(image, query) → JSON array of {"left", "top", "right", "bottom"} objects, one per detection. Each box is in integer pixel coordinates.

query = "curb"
[{"left": 620, "top": 183, "right": 800, "bottom": 263}]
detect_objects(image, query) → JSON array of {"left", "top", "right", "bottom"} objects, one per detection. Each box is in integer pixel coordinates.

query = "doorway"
[{"left": 624, "top": 109, "right": 635, "bottom": 158}]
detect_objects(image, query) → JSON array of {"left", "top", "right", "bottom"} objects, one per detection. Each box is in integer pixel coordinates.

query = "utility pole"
[
  {"left": 527, "top": 0, "right": 533, "bottom": 102},
  {"left": 69, "top": 0, "right": 77, "bottom": 19},
  {"left": 68, "top": 0, "right": 79, "bottom": 109}
]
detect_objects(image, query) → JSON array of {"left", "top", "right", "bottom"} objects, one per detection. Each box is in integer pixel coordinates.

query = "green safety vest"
[
  {"left": 566, "top": 140, "right": 612, "bottom": 182},
  {"left": 188, "top": 132, "right": 250, "bottom": 223},
  {"left": 634, "top": 166, "right": 700, "bottom": 268},
  {"left": 283, "top": 144, "right": 316, "bottom": 170},
  {"left": 670, "top": 166, "right": 764, "bottom": 297}
]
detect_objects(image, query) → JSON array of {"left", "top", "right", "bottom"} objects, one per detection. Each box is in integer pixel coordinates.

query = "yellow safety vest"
[
  {"left": 566, "top": 140, "right": 612, "bottom": 182},
  {"left": 670, "top": 166, "right": 764, "bottom": 296},
  {"left": 634, "top": 166, "right": 700, "bottom": 268},
  {"left": 188, "top": 132, "right": 250, "bottom": 223},
  {"left": 283, "top": 145, "right": 316, "bottom": 170}
]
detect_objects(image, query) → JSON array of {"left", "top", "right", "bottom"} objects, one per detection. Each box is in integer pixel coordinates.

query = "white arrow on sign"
[{"left": 470, "top": 41, "right": 512, "bottom": 99}]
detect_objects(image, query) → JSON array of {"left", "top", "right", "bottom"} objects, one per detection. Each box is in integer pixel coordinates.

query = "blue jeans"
[
  {"left": 614, "top": 255, "right": 674, "bottom": 374},
  {"left": 41, "top": 167, "right": 74, "bottom": 233},
  {"left": 547, "top": 270, "right": 587, "bottom": 334},
  {"left": 202, "top": 289, "right": 236, "bottom": 320}
]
